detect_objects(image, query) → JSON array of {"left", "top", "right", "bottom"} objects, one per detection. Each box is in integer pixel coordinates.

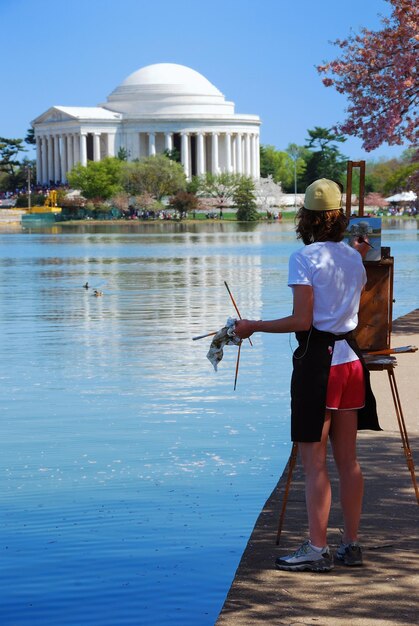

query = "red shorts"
[{"left": 326, "top": 360, "right": 365, "bottom": 410}]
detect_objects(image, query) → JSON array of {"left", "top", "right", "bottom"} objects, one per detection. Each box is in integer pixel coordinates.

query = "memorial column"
[
  {"left": 47, "top": 135, "right": 54, "bottom": 184},
  {"left": 236, "top": 133, "right": 243, "bottom": 174},
  {"left": 93, "top": 133, "right": 101, "bottom": 162},
  {"left": 54, "top": 135, "right": 61, "bottom": 183},
  {"left": 225, "top": 132, "right": 232, "bottom": 173},
  {"left": 41, "top": 137, "right": 48, "bottom": 184},
  {"left": 211, "top": 132, "right": 219, "bottom": 175},
  {"left": 181, "top": 133, "right": 190, "bottom": 179},
  {"left": 232, "top": 134, "right": 237, "bottom": 173},
  {"left": 36, "top": 136, "right": 42, "bottom": 184},
  {"left": 164, "top": 132, "right": 173, "bottom": 152},
  {"left": 80, "top": 133, "right": 88, "bottom": 166},
  {"left": 67, "top": 134, "right": 74, "bottom": 172},
  {"left": 197, "top": 132, "right": 205, "bottom": 176},
  {"left": 245, "top": 133, "right": 251, "bottom": 176},
  {"left": 107, "top": 132, "right": 116, "bottom": 158},
  {"left": 73, "top": 134, "right": 80, "bottom": 166},
  {"left": 255, "top": 133, "right": 260, "bottom": 179},
  {"left": 61, "top": 135, "right": 68, "bottom": 183},
  {"left": 148, "top": 132, "right": 156, "bottom": 156},
  {"left": 252, "top": 133, "right": 259, "bottom": 180}
]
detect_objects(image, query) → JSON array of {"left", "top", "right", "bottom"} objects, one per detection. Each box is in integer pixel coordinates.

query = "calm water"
[{"left": 0, "top": 220, "right": 418, "bottom": 626}]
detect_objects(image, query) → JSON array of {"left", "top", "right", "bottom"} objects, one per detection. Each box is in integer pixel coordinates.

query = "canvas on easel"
[
  {"left": 344, "top": 216, "right": 382, "bottom": 262},
  {"left": 345, "top": 161, "right": 393, "bottom": 352}
]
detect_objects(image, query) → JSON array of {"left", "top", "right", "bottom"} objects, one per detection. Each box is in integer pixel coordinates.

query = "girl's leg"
[
  {"left": 329, "top": 410, "right": 363, "bottom": 542},
  {"left": 299, "top": 412, "right": 332, "bottom": 547}
]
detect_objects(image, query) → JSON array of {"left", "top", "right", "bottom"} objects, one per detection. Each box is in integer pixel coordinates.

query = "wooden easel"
[{"left": 276, "top": 163, "right": 419, "bottom": 544}]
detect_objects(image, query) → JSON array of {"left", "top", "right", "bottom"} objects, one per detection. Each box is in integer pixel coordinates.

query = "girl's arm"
[{"left": 234, "top": 285, "right": 313, "bottom": 340}]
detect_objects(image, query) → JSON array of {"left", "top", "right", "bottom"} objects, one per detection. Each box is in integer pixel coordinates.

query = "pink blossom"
[{"left": 317, "top": 0, "right": 419, "bottom": 151}]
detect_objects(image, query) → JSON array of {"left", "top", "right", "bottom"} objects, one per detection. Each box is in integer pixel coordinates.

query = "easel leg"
[
  {"left": 387, "top": 367, "right": 419, "bottom": 505},
  {"left": 276, "top": 442, "right": 299, "bottom": 544}
]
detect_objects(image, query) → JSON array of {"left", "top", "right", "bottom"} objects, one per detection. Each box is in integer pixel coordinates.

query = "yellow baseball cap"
[{"left": 304, "top": 178, "right": 342, "bottom": 211}]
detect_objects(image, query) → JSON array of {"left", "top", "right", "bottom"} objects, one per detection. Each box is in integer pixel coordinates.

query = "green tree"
[
  {"left": 120, "top": 154, "right": 186, "bottom": 200},
  {"left": 25, "top": 127, "right": 36, "bottom": 145},
  {"left": 67, "top": 157, "right": 123, "bottom": 200},
  {"left": 383, "top": 162, "right": 419, "bottom": 195},
  {"left": 163, "top": 147, "right": 181, "bottom": 163},
  {"left": 117, "top": 147, "right": 128, "bottom": 161},
  {"left": 233, "top": 177, "right": 259, "bottom": 221},
  {"left": 15, "top": 158, "right": 36, "bottom": 193},
  {"left": 0, "top": 137, "right": 28, "bottom": 189},
  {"left": 351, "top": 158, "right": 400, "bottom": 195},
  {"left": 285, "top": 143, "right": 308, "bottom": 194},
  {"left": 350, "top": 151, "right": 419, "bottom": 196},
  {"left": 260, "top": 145, "right": 294, "bottom": 188},
  {"left": 302, "top": 127, "right": 347, "bottom": 187},
  {"left": 186, "top": 175, "right": 201, "bottom": 195}
]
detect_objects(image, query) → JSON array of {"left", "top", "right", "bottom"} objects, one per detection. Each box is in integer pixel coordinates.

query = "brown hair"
[{"left": 295, "top": 208, "right": 348, "bottom": 245}]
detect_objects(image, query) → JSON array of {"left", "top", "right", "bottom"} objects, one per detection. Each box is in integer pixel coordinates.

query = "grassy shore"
[{"left": 55, "top": 212, "right": 417, "bottom": 226}]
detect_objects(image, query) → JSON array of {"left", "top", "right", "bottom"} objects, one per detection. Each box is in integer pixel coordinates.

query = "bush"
[{"left": 15, "top": 193, "right": 46, "bottom": 208}]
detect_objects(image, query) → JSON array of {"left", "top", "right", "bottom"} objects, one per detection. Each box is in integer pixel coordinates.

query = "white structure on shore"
[{"left": 32, "top": 63, "right": 261, "bottom": 185}]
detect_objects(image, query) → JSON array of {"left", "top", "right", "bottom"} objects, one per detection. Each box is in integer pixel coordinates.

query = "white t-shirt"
[{"left": 288, "top": 241, "right": 366, "bottom": 365}]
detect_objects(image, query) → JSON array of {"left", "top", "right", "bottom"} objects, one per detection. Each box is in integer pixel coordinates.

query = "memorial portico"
[{"left": 32, "top": 63, "right": 261, "bottom": 185}]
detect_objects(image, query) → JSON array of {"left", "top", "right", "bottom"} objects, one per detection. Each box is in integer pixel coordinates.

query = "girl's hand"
[
  {"left": 234, "top": 319, "right": 255, "bottom": 340},
  {"left": 352, "top": 236, "right": 371, "bottom": 259}
]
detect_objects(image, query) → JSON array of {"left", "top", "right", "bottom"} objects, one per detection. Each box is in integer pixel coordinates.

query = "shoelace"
[{"left": 293, "top": 542, "right": 310, "bottom": 557}]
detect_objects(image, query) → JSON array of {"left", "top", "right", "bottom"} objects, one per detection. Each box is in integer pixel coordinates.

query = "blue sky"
[{"left": 0, "top": 0, "right": 404, "bottom": 162}]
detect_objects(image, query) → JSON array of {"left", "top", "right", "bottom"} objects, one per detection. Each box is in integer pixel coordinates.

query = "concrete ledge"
[
  {"left": 216, "top": 310, "right": 419, "bottom": 626},
  {"left": 0, "top": 209, "right": 25, "bottom": 224}
]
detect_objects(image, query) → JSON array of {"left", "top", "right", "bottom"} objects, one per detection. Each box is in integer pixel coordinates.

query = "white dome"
[
  {"left": 102, "top": 63, "right": 235, "bottom": 117},
  {"left": 115, "top": 63, "right": 223, "bottom": 97}
]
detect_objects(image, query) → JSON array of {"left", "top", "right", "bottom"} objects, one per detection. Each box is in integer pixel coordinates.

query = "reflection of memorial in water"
[{"left": 34, "top": 230, "right": 265, "bottom": 383}]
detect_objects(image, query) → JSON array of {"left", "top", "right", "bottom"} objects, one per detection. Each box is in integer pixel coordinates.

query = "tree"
[
  {"left": 133, "top": 192, "right": 157, "bottom": 211},
  {"left": 117, "top": 147, "right": 128, "bottom": 161},
  {"left": 186, "top": 175, "right": 201, "bottom": 195},
  {"left": 67, "top": 157, "right": 123, "bottom": 200},
  {"left": 260, "top": 145, "right": 294, "bottom": 188},
  {"left": 364, "top": 192, "right": 389, "bottom": 209},
  {"left": 404, "top": 148, "right": 419, "bottom": 190},
  {"left": 286, "top": 143, "right": 307, "bottom": 197},
  {"left": 383, "top": 161, "right": 419, "bottom": 194},
  {"left": 318, "top": 0, "right": 419, "bottom": 151},
  {"left": 110, "top": 192, "right": 130, "bottom": 212},
  {"left": 16, "top": 158, "right": 36, "bottom": 192},
  {"left": 302, "top": 127, "right": 347, "bottom": 187},
  {"left": 25, "top": 127, "right": 36, "bottom": 145},
  {"left": 168, "top": 191, "right": 199, "bottom": 217},
  {"left": 233, "top": 177, "right": 259, "bottom": 221},
  {"left": 197, "top": 172, "right": 241, "bottom": 212},
  {"left": 352, "top": 157, "right": 400, "bottom": 194},
  {"left": 163, "top": 147, "right": 181, "bottom": 163},
  {"left": 0, "top": 137, "right": 28, "bottom": 189},
  {"left": 120, "top": 154, "right": 186, "bottom": 200}
]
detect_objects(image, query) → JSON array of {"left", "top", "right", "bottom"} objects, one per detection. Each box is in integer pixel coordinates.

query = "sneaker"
[
  {"left": 336, "top": 541, "right": 363, "bottom": 566},
  {"left": 275, "top": 540, "right": 334, "bottom": 572}
]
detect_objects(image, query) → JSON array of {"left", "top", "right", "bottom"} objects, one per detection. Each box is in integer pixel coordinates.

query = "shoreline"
[
  {"left": 216, "top": 309, "right": 419, "bottom": 626},
  {"left": 0, "top": 214, "right": 417, "bottom": 230}
]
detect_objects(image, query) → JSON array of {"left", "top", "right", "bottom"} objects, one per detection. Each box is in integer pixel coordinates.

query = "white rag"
[{"left": 206, "top": 317, "right": 241, "bottom": 371}]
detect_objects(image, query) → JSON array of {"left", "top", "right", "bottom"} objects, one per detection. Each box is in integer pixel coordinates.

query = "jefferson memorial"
[{"left": 32, "top": 63, "right": 261, "bottom": 184}]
